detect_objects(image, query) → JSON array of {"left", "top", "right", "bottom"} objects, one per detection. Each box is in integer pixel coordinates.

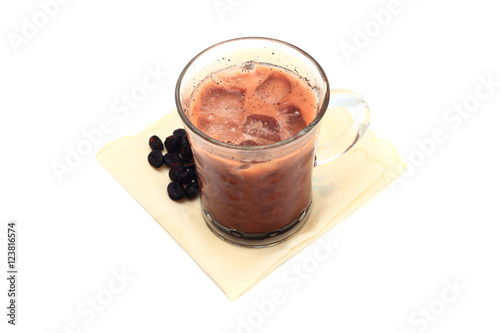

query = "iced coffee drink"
[
  {"left": 175, "top": 37, "right": 370, "bottom": 247},
  {"left": 185, "top": 62, "right": 318, "bottom": 238}
]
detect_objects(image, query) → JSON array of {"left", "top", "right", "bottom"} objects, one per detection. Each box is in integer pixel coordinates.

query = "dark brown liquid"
[{"left": 188, "top": 63, "right": 317, "bottom": 234}]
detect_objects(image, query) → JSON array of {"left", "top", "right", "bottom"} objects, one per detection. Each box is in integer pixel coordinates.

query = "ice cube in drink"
[{"left": 187, "top": 62, "right": 318, "bottom": 236}]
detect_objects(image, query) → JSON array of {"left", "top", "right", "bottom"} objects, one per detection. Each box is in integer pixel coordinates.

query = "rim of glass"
[{"left": 174, "top": 36, "right": 330, "bottom": 150}]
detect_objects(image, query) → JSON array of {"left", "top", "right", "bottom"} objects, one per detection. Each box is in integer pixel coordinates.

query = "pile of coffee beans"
[{"left": 147, "top": 129, "right": 199, "bottom": 201}]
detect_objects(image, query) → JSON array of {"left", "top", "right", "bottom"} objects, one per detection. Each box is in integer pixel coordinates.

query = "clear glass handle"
[{"left": 315, "top": 89, "right": 371, "bottom": 165}]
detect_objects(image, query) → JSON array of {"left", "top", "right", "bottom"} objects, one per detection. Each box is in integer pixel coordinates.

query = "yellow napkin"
[{"left": 97, "top": 102, "right": 406, "bottom": 301}]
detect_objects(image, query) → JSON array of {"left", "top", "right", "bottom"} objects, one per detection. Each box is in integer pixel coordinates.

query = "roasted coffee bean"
[
  {"left": 147, "top": 128, "right": 200, "bottom": 202},
  {"left": 148, "top": 150, "right": 164, "bottom": 168},
  {"left": 167, "top": 182, "right": 185, "bottom": 200},
  {"left": 178, "top": 169, "right": 197, "bottom": 185},
  {"left": 180, "top": 133, "right": 190, "bottom": 146},
  {"left": 180, "top": 145, "right": 193, "bottom": 161},
  {"left": 163, "top": 153, "right": 182, "bottom": 167},
  {"left": 183, "top": 160, "right": 196, "bottom": 169},
  {"left": 173, "top": 128, "right": 187, "bottom": 138},
  {"left": 164, "top": 135, "right": 182, "bottom": 154},
  {"left": 168, "top": 164, "right": 185, "bottom": 182},
  {"left": 185, "top": 182, "right": 199, "bottom": 199},
  {"left": 149, "top": 135, "right": 164, "bottom": 150}
]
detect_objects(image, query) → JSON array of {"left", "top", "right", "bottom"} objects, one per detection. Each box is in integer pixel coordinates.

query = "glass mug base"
[{"left": 202, "top": 201, "right": 312, "bottom": 248}]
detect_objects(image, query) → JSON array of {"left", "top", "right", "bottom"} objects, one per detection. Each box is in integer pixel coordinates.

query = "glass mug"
[{"left": 175, "top": 37, "right": 370, "bottom": 247}]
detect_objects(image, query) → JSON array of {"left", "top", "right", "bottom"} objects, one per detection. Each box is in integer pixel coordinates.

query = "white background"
[{"left": 1, "top": 0, "right": 499, "bottom": 332}]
